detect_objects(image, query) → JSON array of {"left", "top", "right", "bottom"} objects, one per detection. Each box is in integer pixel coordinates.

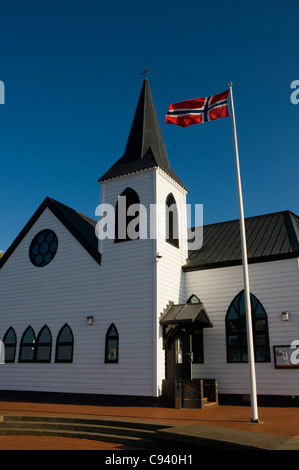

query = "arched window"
[
  {"left": 19, "top": 326, "right": 36, "bottom": 362},
  {"left": 115, "top": 188, "right": 140, "bottom": 242},
  {"left": 226, "top": 290, "right": 270, "bottom": 363},
  {"left": 35, "top": 325, "right": 52, "bottom": 363},
  {"left": 105, "top": 323, "right": 119, "bottom": 363},
  {"left": 55, "top": 324, "right": 74, "bottom": 363},
  {"left": 187, "top": 294, "right": 201, "bottom": 304},
  {"left": 166, "top": 193, "right": 179, "bottom": 248},
  {"left": 3, "top": 327, "right": 17, "bottom": 363}
]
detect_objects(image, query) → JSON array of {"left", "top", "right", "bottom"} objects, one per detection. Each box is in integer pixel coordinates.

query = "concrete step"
[
  {"left": 0, "top": 414, "right": 163, "bottom": 431},
  {"left": 203, "top": 401, "right": 217, "bottom": 408},
  {"left": 202, "top": 398, "right": 217, "bottom": 407},
  {"left": 0, "top": 414, "right": 168, "bottom": 448},
  {"left": 0, "top": 426, "right": 156, "bottom": 447},
  {"left": 0, "top": 420, "right": 156, "bottom": 439}
]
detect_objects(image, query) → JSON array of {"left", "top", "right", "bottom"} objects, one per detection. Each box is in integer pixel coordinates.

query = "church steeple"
[{"left": 99, "top": 79, "right": 186, "bottom": 189}]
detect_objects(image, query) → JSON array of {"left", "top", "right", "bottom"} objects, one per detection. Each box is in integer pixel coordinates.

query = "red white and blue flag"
[{"left": 166, "top": 90, "right": 230, "bottom": 127}]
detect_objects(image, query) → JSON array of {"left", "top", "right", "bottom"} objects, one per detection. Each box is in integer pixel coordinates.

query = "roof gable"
[
  {"left": 184, "top": 210, "right": 299, "bottom": 271},
  {"left": 0, "top": 197, "right": 101, "bottom": 270}
]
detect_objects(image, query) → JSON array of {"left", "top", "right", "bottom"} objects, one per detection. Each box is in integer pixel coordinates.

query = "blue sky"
[{"left": 0, "top": 0, "right": 298, "bottom": 252}]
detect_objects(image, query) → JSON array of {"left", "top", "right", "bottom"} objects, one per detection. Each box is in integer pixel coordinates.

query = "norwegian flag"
[{"left": 166, "top": 90, "right": 230, "bottom": 127}]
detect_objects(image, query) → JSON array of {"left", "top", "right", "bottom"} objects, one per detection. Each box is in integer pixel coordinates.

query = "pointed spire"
[
  {"left": 122, "top": 79, "right": 168, "bottom": 165},
  {"left": 99, "top": 79, "right": 186, "bottom": 189}
]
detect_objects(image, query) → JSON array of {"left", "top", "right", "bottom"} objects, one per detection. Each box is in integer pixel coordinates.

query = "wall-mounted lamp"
[
  {"left": 155, "top": 253, "right": 162, "bottom": 261},
  {"left": 86, "top": 316, "right": 94, "bottom": 325},
  {"left": 281, "top": 311, "right": 290, "bottom": 321}
]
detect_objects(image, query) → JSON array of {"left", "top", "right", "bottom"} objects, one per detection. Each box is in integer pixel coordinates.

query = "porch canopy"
[{"left": 160, "top": 303, "right": 213, "bottom": 328}]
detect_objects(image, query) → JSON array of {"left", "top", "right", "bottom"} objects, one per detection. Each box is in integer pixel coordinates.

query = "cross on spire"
[{"left": 140, "top": 66, "right": 152, "bottom": 79}]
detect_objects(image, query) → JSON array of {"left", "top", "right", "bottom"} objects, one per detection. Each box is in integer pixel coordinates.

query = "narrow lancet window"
[
  {"left": 105, "top": 323, "right": 119, "bottom": 363},
  {"left": 36, "top": 325, "right": 52, "bottom": 362},
  {"left": 3, "top": 327, "right": 17, "bottom": 363},
  {"left": 19, "top": 326, "right": 36, "bottom": 362},
  {"left": 55, "top": 324, "right": 74, "bottom": 363},
  {"left": 115, "top": 188, "right": 140, "bottom": 242},
  {"left": 166, "top": 193, "right": 179, "bottom": 248}
]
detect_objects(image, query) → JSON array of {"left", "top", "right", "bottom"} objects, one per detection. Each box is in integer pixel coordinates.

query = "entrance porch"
[{"left": 160, "top": 299, "right": 217, "bottom": 408}]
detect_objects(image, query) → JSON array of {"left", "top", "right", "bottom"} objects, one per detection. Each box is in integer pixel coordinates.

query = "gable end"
[{"left": 0, "top": 197, "right": 101, "bottom": 270}]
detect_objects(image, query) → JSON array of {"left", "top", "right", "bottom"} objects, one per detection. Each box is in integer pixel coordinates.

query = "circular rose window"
[{"left": 29, "top": 229, "right": 58, "bottom": 267}]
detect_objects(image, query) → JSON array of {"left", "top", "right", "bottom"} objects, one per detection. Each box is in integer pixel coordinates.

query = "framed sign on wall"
[{"left": 273, "top": 345, "right": 299, "bottom": 369}]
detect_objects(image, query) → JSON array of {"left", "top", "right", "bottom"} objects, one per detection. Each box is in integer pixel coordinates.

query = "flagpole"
[{"left": 228, "top": 82, "right": 259, "bottom": 423}]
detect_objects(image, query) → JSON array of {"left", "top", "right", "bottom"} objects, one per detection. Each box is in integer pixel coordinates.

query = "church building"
[{"left": 0, "top": 79, "right": 299, "bottom": 407}]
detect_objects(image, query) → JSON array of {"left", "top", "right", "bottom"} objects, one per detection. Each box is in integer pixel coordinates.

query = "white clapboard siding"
[
  {"left": 185, "top": 258, "right": 299, "bottom": 396},
  {"left": 98, "top": 170, "right": 156, "bottom": 396},
  {"left": 155, "top": 168, "right": 189, "bottom": 393},
  {"left": 0, "top": 172, "right": 157, "bottom": 398}
]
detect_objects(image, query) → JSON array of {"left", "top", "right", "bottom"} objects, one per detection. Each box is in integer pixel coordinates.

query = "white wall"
[
  {"left": 155, "top": 168, "right": 188, "bottom": 394},
  {"left": 100, "top": 168, "right": 189, "bottom": 397},
  {"left": 99, "top": 170, "right": 156, "bottom": 396},
  {"left": 184, "top": 258, "right": 299, "bottom": 397},
  {"left": 3, "top": 169, "right": 296, "bottom": 401},
  {"left": 0, "top": 167, "right": 189, "bottom": 399},
  {"left": 0, "top": 171, "right": 157, "bottom": 397}
]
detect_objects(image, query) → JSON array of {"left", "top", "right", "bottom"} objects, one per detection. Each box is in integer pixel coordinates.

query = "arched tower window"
[
  {"left": 115, "top": 187, "right": 140, "bottom": 242},
  {"left": 226, "top": 290, "right": 270, "bottom": 363},
  {"left": 105, "top": 323, "right": 119, "bottom": 363},
  {"left": 55, "top": 324, "right": 74, "bottom": 363},
  {"left": 166, "top": 193, "right": 179, "bottom": 248},
  {"left": 19, "top": 326, "right": 36, "bottom": 362},
  {"left": 3, "top": 327, "right": 17, "bottom": 363}
]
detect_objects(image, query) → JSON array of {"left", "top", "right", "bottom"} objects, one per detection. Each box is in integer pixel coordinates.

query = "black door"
[{"left": 166, "top": 329, "right": 192, "bottom": 380}]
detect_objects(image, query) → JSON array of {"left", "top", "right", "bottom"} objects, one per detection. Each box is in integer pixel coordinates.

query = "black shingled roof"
[{"left": 184, "top": 210, "right": 299, "bottom": 271}]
